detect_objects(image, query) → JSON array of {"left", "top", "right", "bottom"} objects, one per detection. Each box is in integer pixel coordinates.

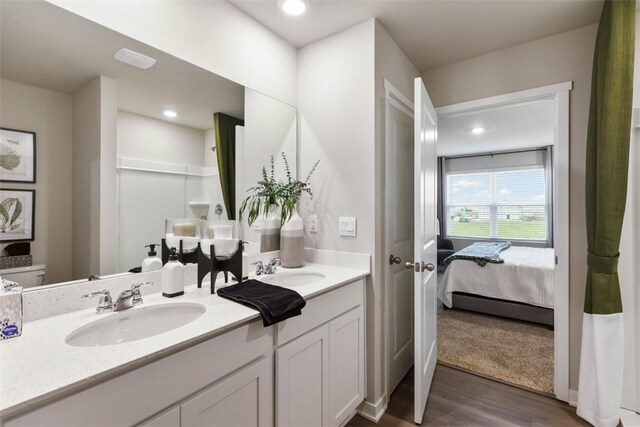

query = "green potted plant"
[{"left": 239, "top": 155, "right": 285, "bottom": 252}]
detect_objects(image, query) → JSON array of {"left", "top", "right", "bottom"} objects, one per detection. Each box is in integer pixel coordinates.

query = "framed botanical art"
[
  {"left": 0, "top": 189, "right": 35, "bottom": 243},
  {"left": 0, "top": 128, "right": 36, "bottom": 183}
]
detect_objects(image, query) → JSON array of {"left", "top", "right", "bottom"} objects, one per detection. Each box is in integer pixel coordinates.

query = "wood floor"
[{"left": 347, "top": 365, "right": 588, "bottom": 426}]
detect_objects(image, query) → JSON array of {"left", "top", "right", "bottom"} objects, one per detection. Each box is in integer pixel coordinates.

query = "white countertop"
[{"left": 0, "top": 263, "right": 368, "bottom": 418}]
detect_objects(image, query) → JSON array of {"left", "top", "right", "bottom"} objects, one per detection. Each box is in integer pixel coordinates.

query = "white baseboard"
[
  {"left": 621, "top": 408, "right": 640, "bottom": 427},
  {"left": 357, "top": 395, "right": 388, "bottom": 423},
  {"left": 569, "top": 389, "right": 578, "bottom": 407}
]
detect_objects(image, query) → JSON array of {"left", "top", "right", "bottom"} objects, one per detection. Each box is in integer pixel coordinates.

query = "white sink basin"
[
  {"left": 259, "top": 271, "right": 325, "bottom": 288},
  {"left": 66, "top": 303, "right": 206, "bottom": 347}
]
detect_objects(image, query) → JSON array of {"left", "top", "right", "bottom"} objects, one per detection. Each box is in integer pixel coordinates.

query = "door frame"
[
  {"left": 383, "top": 79, "right": 415, "bottom": 401},
  {"left": 435, "top": 81, "right": 572, "bottom": 403}
]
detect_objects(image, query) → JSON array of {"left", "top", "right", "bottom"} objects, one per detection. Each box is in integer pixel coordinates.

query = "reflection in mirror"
[{"left": 0, "top": 1, "right": 296, "bottom": 289}]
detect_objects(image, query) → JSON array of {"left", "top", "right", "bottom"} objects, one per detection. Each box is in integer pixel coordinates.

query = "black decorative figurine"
[{"left": 197, "top": 241, "right": 244, "bottom": 294}]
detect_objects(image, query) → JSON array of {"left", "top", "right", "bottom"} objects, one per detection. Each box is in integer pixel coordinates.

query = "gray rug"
[{"left": 437, "top": 308, "right": 554, "bottom": 394}]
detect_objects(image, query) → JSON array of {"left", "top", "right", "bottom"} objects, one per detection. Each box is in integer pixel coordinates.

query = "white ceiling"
[
  {"left": 437, "top": 98, "right": 555, "bottom": 157},
  {"left": 1, "top": 1, "right": 244, "bottom": 131},
  {"left": 229, "top": 0, "right": 602, "bottom": 71}
]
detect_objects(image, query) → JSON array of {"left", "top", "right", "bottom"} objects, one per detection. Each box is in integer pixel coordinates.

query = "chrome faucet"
[
  {"left": 251, "top": 258, "right": 281, "bottom": 276},
  {"left": 265, "top": 258, "right": 281, "bottom": 274},
  {"left": 82, "top": 282, "right": 152, "bottom": 313}
]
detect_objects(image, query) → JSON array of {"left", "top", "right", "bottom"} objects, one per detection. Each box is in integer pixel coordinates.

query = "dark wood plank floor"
[{"left": 347, "top": 365, "right": 588, "bottom": 426}]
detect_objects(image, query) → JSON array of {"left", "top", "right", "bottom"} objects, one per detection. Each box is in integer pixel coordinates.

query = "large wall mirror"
[{"left": 0, "top": 1, "right": 297, "bottom": 288}]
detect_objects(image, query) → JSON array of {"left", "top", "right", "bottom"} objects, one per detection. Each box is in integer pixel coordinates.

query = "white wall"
[
  {"left": 117, "top": 111, "right": 207, "bottom": 167},
  {"left": 298, "top": 19, "right": 377, "bottom": 407},
  {"left": 298, "top": 18, "right": 420, "bottom": 412},
  {"left": 298, "top": 20, "right": 376, "bottom": 254},
  {"left": 422, "top": 23, "right": 598, "bottom": 393},
  {"left": 45, "top": 0, "right": 297, "bottom": 106},
  {"left": 0, "top": 79, "right": 73, "bottom": 284},
  {"left": 72, "top": 75, "right": 118, "bottom": 279},
  {"left": 619, "top": 11, "right": 640, "bottom": 414}
]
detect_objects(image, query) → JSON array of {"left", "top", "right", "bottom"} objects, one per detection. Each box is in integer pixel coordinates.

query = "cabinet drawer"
[{"left": 276, "top": 279, "right": 364, "bottom": 347}]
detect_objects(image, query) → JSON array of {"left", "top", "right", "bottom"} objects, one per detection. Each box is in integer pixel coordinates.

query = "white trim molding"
[
  {"left": 435, "top": 81, "right": 572, "bottom": 403},
  {"left": 435, "top": 81, "right": 573, "bottom": 115},
  {"left": 570, "top": 389, "right": 579, "bottom": 407},
  {"left": 620, "top": 408, "right": 640, "bottom": 427},
  {"left": 356, "top": 394, "right": 388, "bottom": 423}
]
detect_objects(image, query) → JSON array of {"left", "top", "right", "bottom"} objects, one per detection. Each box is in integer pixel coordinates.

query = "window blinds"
[{"left": 442, "top": 148, "right": 553, "bottom": 246}]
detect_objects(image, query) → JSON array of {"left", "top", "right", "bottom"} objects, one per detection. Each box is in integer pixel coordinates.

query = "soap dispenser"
[
  {"left": 141, "top": 244, "right": 162, "bottom": 272},
  {"left": 162, "top": 247, "right": 185, "bottom": 298}
]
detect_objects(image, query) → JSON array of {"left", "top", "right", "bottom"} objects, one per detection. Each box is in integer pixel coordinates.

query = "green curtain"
[
  {"left": 577, "top": 1, "right": 634, "bottom": 425},
  {"left": 584, "top": 0, "right": 634, "bottom": 317},
  {"left": 214, "top": 113, "right": 244, "bottom": 220}
]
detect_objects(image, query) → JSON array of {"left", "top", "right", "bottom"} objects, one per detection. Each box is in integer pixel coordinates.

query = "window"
[{"left": 443, "top": 150, "right": 551, "bottom": 242}]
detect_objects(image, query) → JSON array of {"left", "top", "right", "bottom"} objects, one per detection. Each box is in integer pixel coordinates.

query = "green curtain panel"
[
  {"left": 214, "top": 113, "right": 244, "bottom": 220},
  {"left": 577, "top": 1, "right": 635, "bottom": 426}
]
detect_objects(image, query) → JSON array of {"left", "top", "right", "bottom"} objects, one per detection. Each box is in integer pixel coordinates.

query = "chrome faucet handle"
[
  {"left": 251, "top": 261, "right": 265, "bottom": 276},
  {"left": 82, "top": 289, "right": 114, "bottom": 313},
  {"left": 264, "top": 258, "right": 281, "bottom": 275},
  {"left": 131, "top": 282, "right": 152, "bottom": 306}
]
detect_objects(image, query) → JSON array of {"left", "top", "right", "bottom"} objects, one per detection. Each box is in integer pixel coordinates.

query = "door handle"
[
  {"left": 389, "top": 254, "right": 402, "bottom": 265},
  {"left": 404, "top": 261, "right": 436, "bottom": 272}
]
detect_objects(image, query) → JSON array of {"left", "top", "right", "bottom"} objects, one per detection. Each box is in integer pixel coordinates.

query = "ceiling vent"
[{"left": 113, "top": 48, "right": 157, "bottom": 70}]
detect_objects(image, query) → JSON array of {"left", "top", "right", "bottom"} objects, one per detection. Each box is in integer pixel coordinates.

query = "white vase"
[
  {"left": 280, "top": 207, "right": 304, "bottom": 268},
  {"left": 260, "top": 204, "right": 281, "bottom": 252}
]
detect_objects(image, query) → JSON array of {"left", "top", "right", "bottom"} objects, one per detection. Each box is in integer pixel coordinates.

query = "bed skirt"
[{"left": 451, "top": 292, "right": 554, "bottom": 327}]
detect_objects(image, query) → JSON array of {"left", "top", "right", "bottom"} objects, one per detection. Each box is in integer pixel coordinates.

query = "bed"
[{"left": 439, "top": 246, "right": 555, "bottom": 326}]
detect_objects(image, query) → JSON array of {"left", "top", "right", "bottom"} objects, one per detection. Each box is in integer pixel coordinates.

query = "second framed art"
[
  {"left": 0, "top": 189, "right": 35, "bottom": 243},
  {"left": 0, "top": 127, "right": 36, "bottom": 183}
]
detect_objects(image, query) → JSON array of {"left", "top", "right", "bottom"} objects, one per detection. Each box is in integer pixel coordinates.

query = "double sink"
[{"left": 65, "top": 271, "right": 325, "bottom": 348}]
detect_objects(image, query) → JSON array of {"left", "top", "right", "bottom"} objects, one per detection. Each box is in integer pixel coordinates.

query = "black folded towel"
[{"left": 217, "top": 279, "right": 306, "bottom": 326}]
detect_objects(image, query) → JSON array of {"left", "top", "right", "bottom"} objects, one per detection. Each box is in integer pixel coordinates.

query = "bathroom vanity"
[{"left": 0, "top": 262, "right": 368, "bottom": 427}]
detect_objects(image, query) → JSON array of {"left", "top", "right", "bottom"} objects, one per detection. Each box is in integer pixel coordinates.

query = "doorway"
[{"left": 383, "top": 82, "right": 571, "bottom": 403}]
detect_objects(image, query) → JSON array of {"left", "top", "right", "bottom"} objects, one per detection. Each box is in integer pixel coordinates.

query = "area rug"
[{"left": 437, "top": 308, "right": 554, "bottom": 394}]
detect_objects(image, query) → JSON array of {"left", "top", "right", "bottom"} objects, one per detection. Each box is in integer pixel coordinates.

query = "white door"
[
  {"left": 384, "top": 89, "right": 416, "bottom": 394},
  {"left": 409, "top": 77, "right": 438, "bottom": 424}
]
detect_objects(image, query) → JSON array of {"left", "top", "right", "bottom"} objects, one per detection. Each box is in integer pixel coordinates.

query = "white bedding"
[{"left": 439, "top": 246, "right": 555, "bottom": 309}]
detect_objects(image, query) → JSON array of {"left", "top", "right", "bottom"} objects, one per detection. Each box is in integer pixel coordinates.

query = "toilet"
[{"left": 0, "top": 264, "right": 46, "bottom": 288}]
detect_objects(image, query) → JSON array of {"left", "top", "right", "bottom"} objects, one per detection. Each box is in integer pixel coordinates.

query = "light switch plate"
[
  {"left": 308, "top": 215, "right": 318, "bottom": 233},
  {"left": 253, "top": 219, "right": 262, "bottom": 231},
  {"left": 339, "top": 217, "right": 357, "bottom": 237}
]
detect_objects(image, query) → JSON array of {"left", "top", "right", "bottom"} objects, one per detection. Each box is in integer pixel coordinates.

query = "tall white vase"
[
  {"left": 260, "top": 205, "right": 281, "bottom": 252},
  {"left": 280, "top": 207, "right": 304, "bottom": 268}
]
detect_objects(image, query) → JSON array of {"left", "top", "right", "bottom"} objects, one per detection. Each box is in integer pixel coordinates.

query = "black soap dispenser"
[{"left": 141, "top": 244, "right": 162, "bottom": 272}]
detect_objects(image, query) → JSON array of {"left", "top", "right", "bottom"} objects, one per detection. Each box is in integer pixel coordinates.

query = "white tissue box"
[{"left": 0, "top": 284, "right": 23, "bottom": 340}]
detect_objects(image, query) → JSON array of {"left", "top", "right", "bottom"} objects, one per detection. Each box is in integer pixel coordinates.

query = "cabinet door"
[
  {"left": 276, "top": 325, "right": 330, "bottom": 427},
  {"left": 329, "top": 307, "right": 365, "bottom": 427},
  {"left": 137, "top": 406, "right": 180, "bottom": 427},
  {"left": 181, "top": 356, "right": 273, "bottom": 427}
]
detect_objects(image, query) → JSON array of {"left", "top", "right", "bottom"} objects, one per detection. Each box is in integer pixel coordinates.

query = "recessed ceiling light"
[
  {"left": 163, "top": 110, "right": 177, "bottom": 118},
  {"left": 278, "top": 0, "right": 308, "bottom": 16},
  {"left": 471, "top": 127, "right": 485, "bottom": 135},
  {"left": 113, "top": 48, "right": 157, "bottom": 69}
]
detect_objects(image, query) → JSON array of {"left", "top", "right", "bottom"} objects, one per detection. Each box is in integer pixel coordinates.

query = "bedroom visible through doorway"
[{"left": 434, "top": 84, "right": 570, "bottom": 398}]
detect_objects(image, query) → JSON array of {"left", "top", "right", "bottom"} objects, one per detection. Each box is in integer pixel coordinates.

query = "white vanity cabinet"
[
  {"left": 275, "top": 279, "right": 365, "bottom": 427},
  {"left": 4, "top": 277, "right": 365, "bottom": 427},
  {"left": 5, "top": 322, "right": 274, "bottom": 427}
]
